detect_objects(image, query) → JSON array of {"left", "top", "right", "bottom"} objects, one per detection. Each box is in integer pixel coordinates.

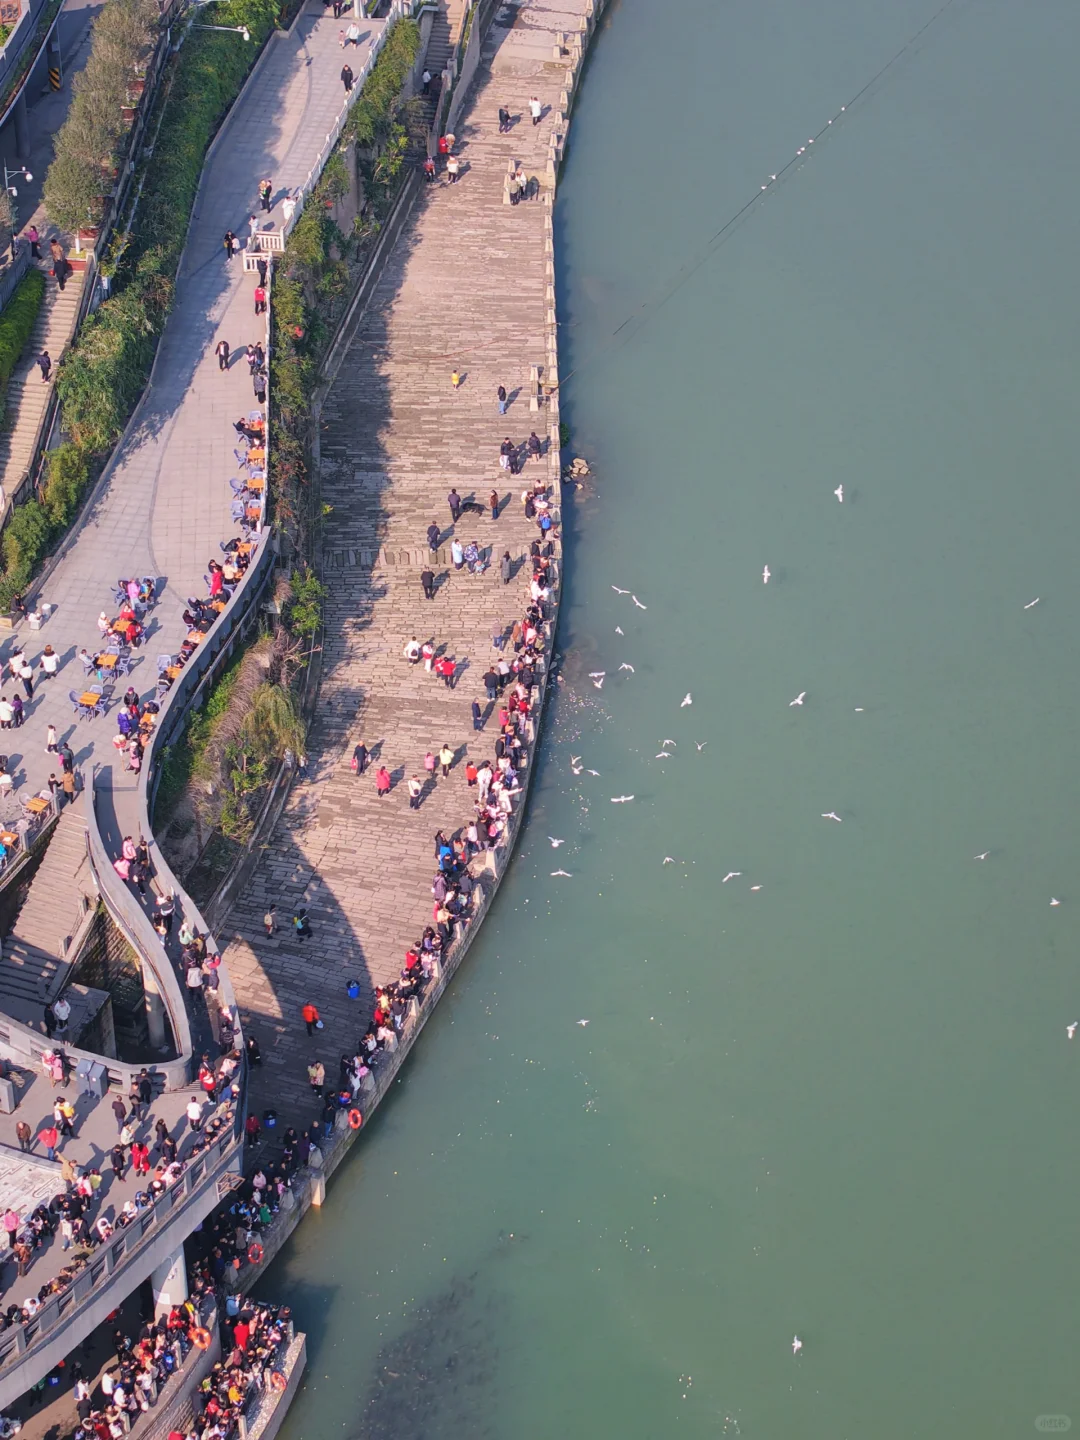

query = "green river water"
[{"left": 266, "top": 1, "right": 1080, "bottom": 1435}]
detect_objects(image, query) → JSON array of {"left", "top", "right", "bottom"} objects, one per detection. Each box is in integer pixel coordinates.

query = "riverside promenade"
[
  {"left": 0, "top": 5, "right": 383, "bottom": 855},
  {"left": 220, "top": 0, "right": 592, "bottom": 1139}
]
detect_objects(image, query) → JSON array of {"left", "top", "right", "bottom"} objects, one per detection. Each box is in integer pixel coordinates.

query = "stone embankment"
[{"left": 221, "top": 0, "right": 610, "bottom": 1267}]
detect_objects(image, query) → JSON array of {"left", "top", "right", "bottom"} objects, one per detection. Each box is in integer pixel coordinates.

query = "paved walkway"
[
  {"left": 0, "top": 3, "right": 383, "bottom": 856},
  {"left": 221, "top": 0, "right": 581, "bottom": 1141}
]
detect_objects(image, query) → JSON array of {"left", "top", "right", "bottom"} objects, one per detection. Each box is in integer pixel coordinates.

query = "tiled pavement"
[
  {"left": 220, "top": 0, "right": 587, "bottom": 1139},
  {"left": 0, "top": 4, "right": 383, "bottom": 854}
]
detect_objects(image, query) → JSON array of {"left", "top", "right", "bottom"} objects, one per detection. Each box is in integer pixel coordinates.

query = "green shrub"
[
  {"left": 42, "top": 442, "right": 92, "bottom": 526},
  {"left": 0, "top": 269, "right": 45, "bottom": 424}
]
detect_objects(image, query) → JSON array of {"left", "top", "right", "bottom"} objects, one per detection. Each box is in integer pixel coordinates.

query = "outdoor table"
[
  {"left": 246, "top": 475, "right": 265, "bottom": 492},
  {"left": 245, "top": 504, "right": 261, "bottom": 522},
  {"left": 140, "top": 714, "right": 156, "bottom": 731},
  {"left": 24, "top": 796, "right": 50, "bottom": 816},
  {"left": 237, "top": 541, "right": 255, "bottom": 557},
  {"left": 77, "top": 692, "right": 102, "bottom": 709},
  {"left": 98, "top": 653, "right": 120, "bottom": 670},
  {"left": 247, "top": 447, "right": 266, "bottom": 467},
  {"left": 186, "top": 630, "right": 204, "bottom": 646},
  {"left": 166, "top": 665, "right": 182, "bottom": 681},
  {"left": 0, "top": 831, "right": 19, "bottom": 848}
]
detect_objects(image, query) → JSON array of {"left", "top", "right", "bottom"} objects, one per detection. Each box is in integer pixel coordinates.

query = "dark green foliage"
[{"left": 0, "top": 270, "right": 45, "bottom": 423}]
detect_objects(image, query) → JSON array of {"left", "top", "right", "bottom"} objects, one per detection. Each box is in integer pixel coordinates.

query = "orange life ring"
[
  {"left": 247, "top": 1242, "right": 264, "bottom": 1264},
  {"left": 348, "top": 1108, "right": 362, "bottom": 1129},
  {"left": 270, "top": 1370, "right": 287, "bottom": 1392},
  {"left": 190, "top": 1327, "right": 211, "bottom": 1351}
]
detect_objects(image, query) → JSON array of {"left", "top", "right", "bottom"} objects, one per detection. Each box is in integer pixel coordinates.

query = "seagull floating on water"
[
  {"left": 1024, "top": 598, "right": 1040, "bottom": 609},
  {"left": 792, "top": 1337, "right": 803, "bottom": 1356},
  {"left": 1051, "top": 898, "right": 1062, "bottom": 907},
  {"left": 548, "top": 838, "right": 565, "bottom": 848},
  {"left": 789, "top": 692, "right": 806, "bottom": 707},
  {"left": 834, "top": 484, "right": 843, "bottom": 503},
  {"left": 611, "top": 795, "right": 635, "bottom": 804},
  {"left": 750, "top": 885, "right": 763, "bottom": 892},
  {"left": 631, "top": 595, "right": 647, "bottom": 610},
  {"left": 551, "top": 869, "right": 572, "bottom": 877},
  {"left": 619, "top": 663, "right": 635, "bottom": 673},
  {"left": 722, "top": 872, "right": 741, "bottom": 883},
  {"left": 611, "top": 586, "right": 629, "bottom": 595},
  {"left": 821, "top": 811, "right": 842, "bottom": 823},
  {"left": 680, "top": 694, "right": 692, "bottom": 707},
  {"left": 762, "top": 565, "right": 771, "bottom": 584},
  {"left": 1068, "top": 1021, "right": 1078, "bottom": 1040}
]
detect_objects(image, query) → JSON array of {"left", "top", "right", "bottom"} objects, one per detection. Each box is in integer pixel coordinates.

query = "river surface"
[{"left": 264, "top": 1, "right": 1080, "bottom": 1435}]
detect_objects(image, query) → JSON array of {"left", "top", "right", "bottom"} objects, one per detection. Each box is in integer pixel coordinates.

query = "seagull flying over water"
[
  {"left": 695, "top": 741, "right": 707, "bottom": 751},
  {"left": 789, "top": 692, "right": 806, "bottom": 707},
  {"left": 631, "top": 595, "right": 647, "bottom": 609},
  {"left": 615, "top": 626, "right": 623, "bottom": 635},
  {"left": 588, "top": 671, "right": 605, "bottom": 679},
  {"left": 619, "top": 663, "right": 635, "bottom": 673},
  {"left": 662, "top": 857, "right": 675, "bottom": 865},
  {"left": 571, "top": 766, "right": 583, "bottom": 775},
  {"left": 973, "top": 852, "right": 989, "bottom": 861},
  {"left": 570, "top": 756, "right": 582, "bottom": 766},
  {"left": 551, "top": 869, "right": 572, "bottom": 877},
  {"left": 1024, "top": 598, "right": 1040, "bottom": 609},
  {"left": 611, "top": 795, "right": 634, "bottom": 804},
  {"left": 592, "top": 677, "right": 604, "bottom": 690},
  {"left": 660, "top": 739, "right": 677, "bottom": 748},
  {"left": 680, "top": 694, "right": 692, "bottom": 708},
  {"left": 548, "top": 837, "right": 565, "bottom": 848},
  {"left": 1068, "top": 1022, "right": 1078, "bottom": 1040},
  {"left": 792, "top": 1337, "right": 803, "bottom": 1356},
  {"left": 834, "top": 484, "right": 843, "bottom": 503},
  {"left": 1051, "top": 898, "right": 1062, "bottom": 907},
  {"left": 611, "top": 586, "right": 629, "bottom": 595},
  {"left": 586, "top": 769, "right": 600, "bottom": 776},
  {"left": 762, "top": 565, "right": 771, "bottom": 584},
  {"left": 821, "top": 811, "right": 842, "bottom": 823},
  {"left": 722, "top": 872, "right": 741, "bottom": 883},
  {"left": 655, "top": 752, "right": 671, "bottom": 760},
  {"left": 576, "top": 1018, "right": 590, "bottom": 1026}
]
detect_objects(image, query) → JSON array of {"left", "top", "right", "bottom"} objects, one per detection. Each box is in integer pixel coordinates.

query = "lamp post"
[
  {"left": 2, "top": 165, "right": 31, "bottom": 262},
  {"left": 189, "top": 22, "right": 251, "bottom": 40}
]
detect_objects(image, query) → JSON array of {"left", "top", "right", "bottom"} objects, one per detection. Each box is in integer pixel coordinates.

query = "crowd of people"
[
  {"left": 0, "top": 1063, "right": 238, "bottom": 1336},
  {"left": 35, "top": 1264, "right": 294, "bottom": 1440}
]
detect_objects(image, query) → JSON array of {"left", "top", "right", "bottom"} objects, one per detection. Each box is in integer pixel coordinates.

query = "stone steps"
[{"left": 0, "top": 808, "right": 93, "bottom": 1008}]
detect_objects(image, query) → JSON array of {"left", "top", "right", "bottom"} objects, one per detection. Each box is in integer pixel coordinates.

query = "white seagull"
[
  {"left": 570, "top": 756, "right": 582, "bottom": 766},
  {"left": 750, "top": 885, "right": 763, "bottom": 892},
  {"left": 592, "top": 677, "right": 604, "bottom": 690},
  {"left": 792, "top": 1337, "right": 803, "bottom": 1356},
  {"left": 631, "top": 595, "right": 647, "bottom": 609},
  {"left": 660, "top": 739, "right": 677, "bottom": 749},
  {"left": 695, "top": 741, "right": 707, "bottom": 751},
  {"left": 619, "top": 663, "right": 635, "bottom": 673},
  {"left": 722, "top": 872, "right": 741, "bottom": 883},
  {"left": 821, "top": 811, "right": 842, "bottom": 823},
  {"left": 551, "top": 869, "right": 572, "bottom": 877},
  {"left": 973, "top": 852, "right": 989, "bottom": 861},
  {"left": 571, "top": 766, "right": 583, "bottom": 775},
  {"left": 762, "top": 565, "right": 771, "bottom": 584},
  {"left": 1051, "top": 898, "right": 1062, "bottom": 907},
  {"left": 576, "top": 1018, "right": 590, "bottom": 1026},
  {"left": 611, "top": 586, "right": 629, "bottom": 595},
  {"left": 789, "top": 692, "right": 806, "bottom": 707},
  {"left": 548, "top": 837, "right": 565, "bottom": 848},
  {"left": 680, "top": 694, "right": 692, "bottom": 708},
  {"left": 588, "top": 671, "right": 606, "bottom": 679},
  {"left": 586, "top": 769, "right": 600, "bottom": 776},
  {"left": 1024, "top": 598, "right": 1040, "bottom": 610},
  {"left": 834, "top": 484, "right": 843, "bottom": 503},
  {"left": 610, "top": 795, "right": 635, "bottom": 804},
  {"left": 1067, "top": 1021, "right": 1078, "bottom": 1040},
  {"left": 662, "top": 857, "right": 675, "bottom": 865},
  {"left": 615, "top": 626, "right": 624, "bottom": 635}
]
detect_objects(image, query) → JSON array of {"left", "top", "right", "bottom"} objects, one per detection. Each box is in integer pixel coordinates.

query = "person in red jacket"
[
  {"left": 302, "top": 1002, "right": 320, "bottom": 1036},
  {"left": 375, "top": 766, "right": 391, "bottom": 797}
]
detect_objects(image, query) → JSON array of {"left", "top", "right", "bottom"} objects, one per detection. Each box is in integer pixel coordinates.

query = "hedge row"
[
  {"left": 0, "top": 269, "right": 45, "bottom": 427},
  {"left": 0, "top": 0, "right": 278, "bottom": 607}
]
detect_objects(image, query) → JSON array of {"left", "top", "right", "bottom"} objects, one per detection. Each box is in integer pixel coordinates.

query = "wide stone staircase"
[
  {"left": 0, "top": 264, "right": 86, "bottom": 513},
  {"left": 0, "top": 807, "right": 93, "bottom": 1021}
]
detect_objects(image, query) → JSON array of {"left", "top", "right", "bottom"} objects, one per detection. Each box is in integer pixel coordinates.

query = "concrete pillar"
[
  {"left": 151, "top": 1246, "right": 188, "bottom": 1316},
  {"left": 13, "top": 93, "right": 30, "bottom": 166},
  {"left": 141, "top": 961, "right": 167, "bottom": 1049},
  {"left": 310, "top": 1171, "right": 326, "bottom": 1206}
]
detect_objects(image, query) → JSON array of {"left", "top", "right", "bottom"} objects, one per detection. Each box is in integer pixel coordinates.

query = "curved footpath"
[
  {"left": 220, "top": 0, "right": 595, "bottom": 1146},
  {"left": 2, "top": 5, "right": 383, "bottom": 854}
]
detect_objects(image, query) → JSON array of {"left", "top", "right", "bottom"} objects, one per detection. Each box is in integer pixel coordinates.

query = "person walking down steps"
[{"left": 341, "top": 62, "right": 354, "bottom": 93}]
